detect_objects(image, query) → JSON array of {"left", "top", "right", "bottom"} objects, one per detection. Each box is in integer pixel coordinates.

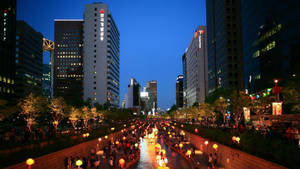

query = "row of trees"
[
  {"left": 166, "top": 90, "right": 275, "bottom": 127},
  {"left": 165, "top": 76, "right": 300, "bottom": 127},
  {"left": 0, "top": 93, "right": 135, "bottom": 133}
]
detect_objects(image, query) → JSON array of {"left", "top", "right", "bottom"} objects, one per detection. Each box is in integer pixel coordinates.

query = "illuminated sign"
[
  {"left": 99, "top": 9, "right": 105, "bottom": 41},
  {"left": 243, "top": 107, "right": 250, "bottom": 122},
  {"left": 198, "top": 30, "right": 204, "bottom": 48},
  {"left": 272, "top": 102, "right": 282, "bottom": 115}
]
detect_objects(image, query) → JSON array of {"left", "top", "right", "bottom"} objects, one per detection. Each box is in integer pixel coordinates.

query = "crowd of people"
[{"left": 64, "top": 120, "right": 146, "bottom": 169}]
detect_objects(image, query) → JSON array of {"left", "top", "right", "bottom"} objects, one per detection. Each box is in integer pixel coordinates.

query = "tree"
[
  {"left": 251, "top": 96, "right": 273, "bottom": 123},
  {"left": 69, "top": 107, "right": 80, "bottom": 130},
  {"left": 281, "top": 77, "right": 300, "bottom": 112},
  {"left": 230, "top": 91, "right": 251, "bottom": 128},
  {"left": 197, "top": 103, "right": 214, "bottom": 126},
  {"left": 81, "top": 106, "right": 93, "bottom": 129},
  {"left": 214, "top": 97, "right": 228, "bottom": 124},
  {"left": 49, "top": 97, "right": 67, "bottom": 131},
  {"left": 18, "top": 93, "right": 41, "bottom": 132}
]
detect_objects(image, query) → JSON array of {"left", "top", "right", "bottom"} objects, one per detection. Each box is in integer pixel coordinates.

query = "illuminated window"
[
  {"left": 93, "top": 92, "right": 96, "bottom": 95},
  {"left": 94, "top": 98, "right": 97, "bottom": 101}
]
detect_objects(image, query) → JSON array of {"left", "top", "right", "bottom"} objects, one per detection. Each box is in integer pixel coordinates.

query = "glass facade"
[
  {"left": 54, "top": 20, "right": 83, "bottom": 100},
  {"left": 0, "top": 0, "right": 16, "bottom": 98},
  {"left": 241, "top": 0, "right": 300, "bottom": 93},
  {"left": 15, "top": 20, "right": 43, "bottom": 98}
]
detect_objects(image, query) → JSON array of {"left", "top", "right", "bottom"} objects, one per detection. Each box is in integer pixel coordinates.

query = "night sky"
[{"left": 17, "top": 0, "right": 206, "bottom": 110}]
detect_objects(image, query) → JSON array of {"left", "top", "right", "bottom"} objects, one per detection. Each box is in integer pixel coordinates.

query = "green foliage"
[
  {"left": 205, "top": 88, "right": 233, "bottom": 104},
  {"left": 168, "top": 104, "right": 178, "bottom": 113},
  {"left": 281, "top": 76, "right": 300, "bottom": 113}
]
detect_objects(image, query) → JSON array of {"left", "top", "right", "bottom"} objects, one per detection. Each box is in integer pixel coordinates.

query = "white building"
[
  {"left": 183, "top": 26, "right": 208, "bottom": 106},
  {"left": 83, "top": 2, "right": 120, "bottom": 107}
]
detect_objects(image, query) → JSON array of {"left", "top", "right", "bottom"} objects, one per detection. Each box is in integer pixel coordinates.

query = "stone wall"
[
  {"left": 185, "top": 131, "right": 287, "bottom": 169},
  {"left": 6, "top": 131, "right": 122, "bottom": 169}
]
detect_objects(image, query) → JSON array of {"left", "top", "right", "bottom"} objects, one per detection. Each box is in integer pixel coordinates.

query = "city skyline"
[{"left": 17, "top": 0, "right": 206, "bottom": 109}]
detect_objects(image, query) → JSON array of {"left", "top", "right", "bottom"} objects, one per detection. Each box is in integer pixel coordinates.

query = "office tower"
[
  {"left": 184, "top": 26, "right": 208, "bottom": 106},
  {"left": 42, "top": 64, "right": 51, "bottom": 98},
  {"left": 206, "top": 0, "right": 243, "bottom": 94},
  {"left": 140, "top": 87, "right": 152, "bottom": 114},
  {"left": 0, "top": 0, "right": 16, "bottom": 98},
  {"left": 241, "top": 0, "right": 300, "bottom": 93},
  {"left": 83, "top": 2, "right": 120, "bottom": 107},
  {"left": 15, "top": 20, "right": 43, "bottom": 98},
  {"left": 146, "top": 80, "right": 157, "bottom": 111},
  {"left": 176, "top": 75, "right": 184, "bottom": 108},
  {"left": 54, "top": 20, "right": 83, "bottom": 100},
  {"left": 125, "top": 78, "right": 140, "bottom": 110},
  {"left": 182, "top": 53, "right": 187, "bottom": 107}
]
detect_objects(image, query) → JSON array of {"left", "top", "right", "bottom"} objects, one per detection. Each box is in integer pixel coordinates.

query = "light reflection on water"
[{"left": 133, "top": 136, "right": 192, "bottom": 169}]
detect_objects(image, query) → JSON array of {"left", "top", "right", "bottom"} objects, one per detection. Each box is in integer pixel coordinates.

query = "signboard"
[{"left": 272, "top": 102, "right": 282, "bottom": 115}]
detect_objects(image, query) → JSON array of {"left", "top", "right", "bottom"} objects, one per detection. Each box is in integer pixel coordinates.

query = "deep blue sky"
[{"left": 17, "top": 0, "right": 206, "bottom": 110}]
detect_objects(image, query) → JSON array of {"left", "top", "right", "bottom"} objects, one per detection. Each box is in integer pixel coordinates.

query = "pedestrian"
[
  {"left": 208, "top": 153, "right": 215, "bottom": 169},
  {"left": 213, "top": 152, "right": 218, "bottom": 167}
]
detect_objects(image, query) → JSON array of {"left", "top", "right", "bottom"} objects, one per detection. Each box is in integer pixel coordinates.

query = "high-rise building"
[
  {"left": 42, "top": 64, "right": 51, "bottom": 98},
  {"left": 146, "top": 80, "right": 157, "bottom": 111},
  {"left": 206, "top": 0, "right": 243, "bottom": 94},
  {"left": 54, "top": 20, "right": 83, "bottom": 100},
  {"left": 125, "top": 78, "right": 140, "bottom": 110},
  {"left": 0, "top": 0, "right": 16, "bottom": 98},
  {"left": 176, "top": 75, "right": 184, "bottom": 108},
  {"left": 15, "top": 20, "right": 43, "bottom": 98},
  {"left": 140, "top": 87, "right": 152, "bottom": 114},
  {"left": 241, "top": 0, "right": 300, "bottom": 93},
  {"left": 183, "top": 26, "right": 208, "bottom": 106},
  {"left": 182, "top": 53, "right": 187, "bottom": 106},
  {"left": 83, "top": 2, "right": 120, "bottom": 107}
]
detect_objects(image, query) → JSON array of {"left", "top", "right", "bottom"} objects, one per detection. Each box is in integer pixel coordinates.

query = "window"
[
  {"left": 94, "top": 13, "right": 97, "bottom": 16},
  {"left": 94, "top": 29, "right": 97, "bottom": 32},
  {"left": 93, "top": 76, "right": 96, "bottom": 79},
  {"left": 94, "top": 60, "right": 96, "bottom": 63},
  {"left": 94, "top": 34, "right": 97, "bottom": 37},
  {"left": 94, "top": 55, "right": 96, "bottom": 58},
  {"left": 94, "top": 8, "right": 97, "bottom": 11},
  {"left": 94, "top": 81, "right": 96, "bottom": 84},
  {"left": 94, "top": 87, "right": 96, "bottom": 89},
  {"left": 94, "top": 45, "right": 96, "bottom": 47}
]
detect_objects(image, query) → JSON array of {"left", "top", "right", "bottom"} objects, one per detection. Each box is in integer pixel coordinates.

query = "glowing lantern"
[
  {"left": 161, "top": 149, "right": 166, "bottom": 155},
  {"left": 135, "top": 143, "right": 138, "bottom": 148},
  {"left": 98, "top": 138, "right": 102, "bottom": 142},
  {"left": 213, "top": 144, "right": 218, "bottom": 150},
  {"left": 195, "top": 128, "right": 198, "bottom": 133},
  {"left": 232, "top": 136, "right": 236, "bottom": 142},
  {"left": 86, "top": 133, "right": 89, "bottom": 137},
  {"left": 76, "top": 159, "right": 83, "bottom": 166},
  {"left": 122, "top": 136, "right": 126, "bottom": 140},
  {"left": 111, "top": 127, "right": 115, "bottom": 131},
  {"left": 179, "top": 143, "right": 183, "bottom": 149},
  {"left": 156, "top": 155, "right": 161, "bottom": 160},
  {"left": 169, "top": 134, "right": 172, "bottom": 138},
  {"left": 204, "top": 141, "right": 209, "bottom": 145},
  {"left": 119, "top": 158, "right": 125, "bottom": 168},
  {"left": 105, "top": 135, "right": 108, "bottom": 139},
  {"left": 168, "top": 131, "right": 170, "bottom": 135},
  {"left": 82, "top": 133, "right": 86, "bottom": 138},
  {"left": 124, "top": 124, "right": 126, "bottom": 127},
  {"left": 155, "top": 143, "right": 161, "bottom": 149},
  {"left": 186, "top": 149, "right": 192, "bottom": 157},
  {"left": 115, "top": 141, "right": 119, "bottom": 145},
  {"left": 181, "top": 124, "right": 184, "bottom": 128},
  {"left": 26, "top": 158, "right": 35, "bottom": 168},
  {"left": 236, "top": 137, "right": 240, "bottom": 143}
]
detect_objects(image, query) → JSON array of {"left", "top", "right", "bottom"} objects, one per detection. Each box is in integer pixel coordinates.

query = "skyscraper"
[
  {"left": 54, "top": 20, "right": 83, "bottom": 100},
  {"left": 0, "top": 0, "right": 16, "bottom": 98},
  {"left": 176, "top": 75, "right": 184, "bottom": 108},
  {"left": 125, "top": 78, "right": 140, "bottom": 110},
  {"left": 183, "top": 26, "right": 208, "bottom": 106},
  {"left": 241, "top": 0, "right": 300, "bottom": 93},
  {"left": 83, "top": 2, "right": 120, "bottom": 107},
  {"left": 206, "top": 0, "right": 243, "bottom": 94},
  {"left": 15, "top": 20, "right": 43, "bottom": 98},
  {"left": 146, "top": 80, "right": 157, "bottom": 111}
]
